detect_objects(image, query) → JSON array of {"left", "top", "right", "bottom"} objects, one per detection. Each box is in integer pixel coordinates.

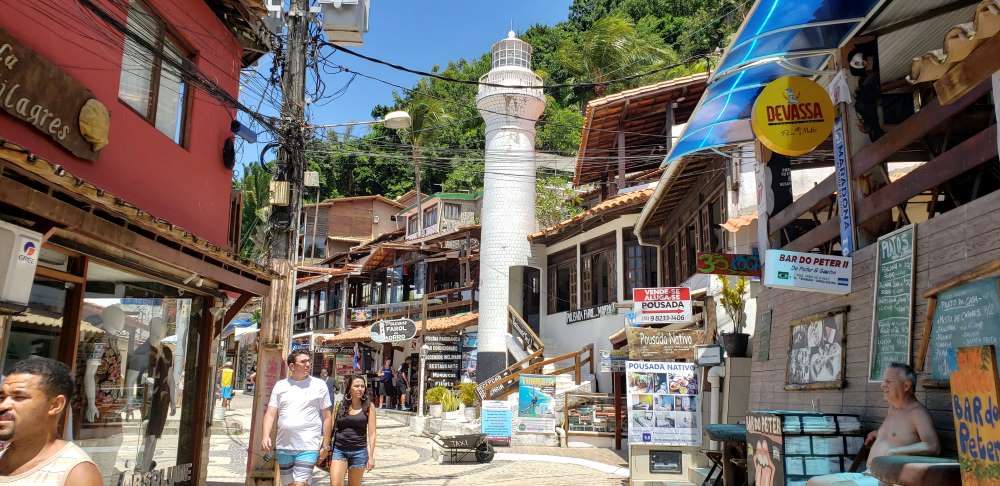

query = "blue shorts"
[
  {"left": 275, "top": 449, "right": 318, "bottom": 485},
  {"left": 222, "top": 386, "right": 234, "bottom": 399},
  {"left": 330, "top": 446, "right": 368, "bottom": 470}
]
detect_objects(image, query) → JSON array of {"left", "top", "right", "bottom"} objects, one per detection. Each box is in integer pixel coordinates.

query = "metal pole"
[
  {"left": 418, "top": 343, "right": 428, "bottom": 416},
  {"left": 310, "top": 186, "right": 321, "bottom": 260}
]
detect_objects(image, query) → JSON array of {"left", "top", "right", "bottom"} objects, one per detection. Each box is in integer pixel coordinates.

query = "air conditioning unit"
[
  {"left": 0, "top": 220, "right": 42, "bottom": 313},
  {"left": 269, "top": 180, "right": 290, "bottom": 206},
  {"left": 318, "top": 0, "right": 370, "bottom": 46},
  {"left": 304, "top": 171, "right": 320, "bottom": 188}
]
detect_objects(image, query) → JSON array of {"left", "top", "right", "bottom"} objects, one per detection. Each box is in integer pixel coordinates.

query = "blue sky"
[{"left": 236, "top": 0, "right": 573, "bottom": 170}]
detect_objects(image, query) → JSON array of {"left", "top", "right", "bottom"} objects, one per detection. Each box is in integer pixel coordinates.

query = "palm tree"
[
  {"left": 234, "top": 162, "right": 273, "bottom": 260},
  {"left": 556, "top": 14, "right": 678, "bottom": 104},
  {"left": 400, "top": 89, "right": 450, "bottom": 229}
]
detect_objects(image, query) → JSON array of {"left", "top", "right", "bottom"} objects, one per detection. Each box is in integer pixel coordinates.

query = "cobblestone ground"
[{"left": 206, "top": 394, "right": 627, "bottom": 486}]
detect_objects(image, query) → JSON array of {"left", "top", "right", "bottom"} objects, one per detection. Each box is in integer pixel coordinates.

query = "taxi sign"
[
  {"left": 633, "top": 287, "right": 692, "bottom": 324},
  {"left": 751, "top": 76, "right": 834, "bottom": 156}
]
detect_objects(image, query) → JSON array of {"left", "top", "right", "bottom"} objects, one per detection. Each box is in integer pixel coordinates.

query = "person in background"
[
  {"left": 245, "top": 367, "right": 256, "bottom": 395},
  {"left": 378, "top": 359, "right": 394, "bottom": 409},
  {"left": 219, "top": 361, "right": 235, "bottom": 411},
  {"left": 0, "top": 356, "right": 102, "bottom": 485},
  {"left": 393, "top": 366, "right": 408, "bottom": 411},
  {"left": 261, "top": 351, "right": 333, "bottom": 486},
  {"left": 320, "top": 369, "right": 338, "bottom": 406},
  {"left": 329, "top": 374, "right": 376, "bottom": 486}
]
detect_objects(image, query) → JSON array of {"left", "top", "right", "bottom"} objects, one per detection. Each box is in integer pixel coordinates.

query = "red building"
[{"left": 0, "top": 1, "right": 272, "bottom": 484}]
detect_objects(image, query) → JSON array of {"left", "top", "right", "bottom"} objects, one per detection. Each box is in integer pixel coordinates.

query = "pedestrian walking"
[
  {"left": 261, "top": 350, "right": 333, "bottom": 486},
  {"left": 378, "top": 359, "right": 394, "bottom": 409},
  {"left": 0, "top": 356, "right": 102, "bottom": 485},
  {"left": 320, "top": 369, "right": 338, "bottom": 406},
  {"left": 220, "top": 361, "right": 235, "bottom": 410},
  {"left": 329, "top": 374, "right": 376, "bottom": 486},
  {"left": 393, "top": 366, "right": 408, "bottom": 411}
]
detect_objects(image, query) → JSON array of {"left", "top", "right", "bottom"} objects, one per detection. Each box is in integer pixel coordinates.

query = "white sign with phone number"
[{"left": 632, "top": 287, "right": 692, "bottom": 324}]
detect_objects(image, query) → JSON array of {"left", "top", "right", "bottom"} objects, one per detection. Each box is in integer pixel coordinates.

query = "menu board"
[
  {"left": 926, "top": 277, "right": 1000, "bottom": 381},
  {"left": 869, "top": 225, "right": 915, "bottom": 381},
  {"left": 625, "top": 361, "right": 700, "bottom": 446}
]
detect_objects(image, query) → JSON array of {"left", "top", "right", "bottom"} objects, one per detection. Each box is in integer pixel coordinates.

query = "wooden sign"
[
  {"left": 696, "top": 252, "right": 763, "bottom": 277},
  {"left": 370, "top": 318, "right": 417, "bottom": 343},
  {"left": 950, "top": 345, "right": 1000, "bottom": 486},
  {"left": 746, "top": 413, "right": 785, "bottom": 486},
  {"left": 785, "top": 308, "right": 847, "bottom": 390},
  {"left": 626, "top": 328, "right": 706, "bottom": 360},
  {"left": 0, "top": 28, "right": 107, "bottom": 160},
  {"left": 869, "top": 225, "right": 915, "bottom": 381},
  {"left": 920, "top": 276, "right": 1000, "bottom": 382}
]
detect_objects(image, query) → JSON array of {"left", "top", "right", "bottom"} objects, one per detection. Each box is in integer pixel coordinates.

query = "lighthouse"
[{"left": 475, "top": 31, "right": 546, "bottom": 383}]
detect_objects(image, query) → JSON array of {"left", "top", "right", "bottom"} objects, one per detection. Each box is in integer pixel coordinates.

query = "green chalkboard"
[
  {"left": 926, "top": 276, "right": 1000, "bottom": 381},
  {"left": 868, "top": 225, "right": 915, "bottom": 381}
]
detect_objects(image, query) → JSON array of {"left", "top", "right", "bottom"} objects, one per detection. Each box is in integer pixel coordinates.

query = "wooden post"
[
  {"left": 614, "top": 372, "right": 622, "bottom": 450},
  {"left": 421, "top": 293, "right": 428, "bottom": 334},
  {"left": 574, "top": 352, "right": 581, "bottom": 384},
  {"left": 190, "top": 296, "right": 217, "bottom": 486}
]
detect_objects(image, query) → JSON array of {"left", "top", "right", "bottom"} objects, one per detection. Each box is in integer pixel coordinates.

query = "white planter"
[
  {"left": 464, "top": 406, "right": 479, "bottom": 421},
  {"left": 444, "top": 409, "right": 464, "bottom": 421},
  {"left": 429, "top": 404, "right": 443, "bottom": 418}
]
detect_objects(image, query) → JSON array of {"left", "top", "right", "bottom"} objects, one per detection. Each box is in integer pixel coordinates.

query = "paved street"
[{"left": 206, "top": 393, "right": 627, "bottom": 485}]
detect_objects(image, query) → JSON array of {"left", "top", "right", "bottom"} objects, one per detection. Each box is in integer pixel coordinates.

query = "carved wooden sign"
[
  {"left": 626, "top": 327, "right": 707, "bottom": 360},
  {"left": 0, "top": 28, "right": 108, "bottom": 160}
]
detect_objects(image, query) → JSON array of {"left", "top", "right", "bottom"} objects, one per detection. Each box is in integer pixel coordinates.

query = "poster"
[
  {"left": 481, "top": 400, "right": 513, "bottom": 446},
  {"left": 746, "top": 413, "right": 785, "bottom": 486},
  {"left": 950, "top": 345, "right": 1000, "bottom": 486},
  {"left": 633, "top": 287, "right": 693, "bottom": 324},
  {"left": 461, "top": 332, "right": 478, "bottom": 382},
  {"left": 625, "top": 361, "right": 701, "bottom": 446},
  {"left": 516, "top": 374, "right": 556, "bottom": 434},
  {"left": 786, "top": 310, "right": 846, "bottom": 390},
  {"left": 764, "top": 249, "right": 852, "bottom": 295}
]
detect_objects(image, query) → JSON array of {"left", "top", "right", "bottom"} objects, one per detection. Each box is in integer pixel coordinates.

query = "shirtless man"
[{"left": 808, "top": 362, "right": 940, "bottom": 486}]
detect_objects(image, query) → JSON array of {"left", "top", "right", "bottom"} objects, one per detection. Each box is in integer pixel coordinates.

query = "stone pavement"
[{"left": 205, "top": 395, "right": 628, "bottom": 485}]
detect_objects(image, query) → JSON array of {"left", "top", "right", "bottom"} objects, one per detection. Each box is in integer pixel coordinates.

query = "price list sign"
[{"left": 868, "top": 225, "right": 915, "bottom": 381}]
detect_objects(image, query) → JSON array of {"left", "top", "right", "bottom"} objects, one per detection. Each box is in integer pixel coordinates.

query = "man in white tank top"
[{"left": 0, "top": 356, "right": 101, "bottom": 485}]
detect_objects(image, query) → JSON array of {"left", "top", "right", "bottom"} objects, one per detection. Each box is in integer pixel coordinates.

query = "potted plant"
[
  {"left": 459, "top": 383, "right": 479, "bottom": 420},
  {"left": 425, "top": 386, "right": 449, "bottom": 418},
  {"left": 718, "top": 275, "right": 751, "bottom": 357}
]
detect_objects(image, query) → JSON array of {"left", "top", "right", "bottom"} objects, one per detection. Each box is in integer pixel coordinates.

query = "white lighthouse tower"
[{"left": 475, "top": 31, "right": 546, "bottom": 382}]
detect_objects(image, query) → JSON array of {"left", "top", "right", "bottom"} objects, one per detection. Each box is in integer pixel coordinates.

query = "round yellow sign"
[{"left": 751, "top": 76, "right": 834, "bottom": 156}]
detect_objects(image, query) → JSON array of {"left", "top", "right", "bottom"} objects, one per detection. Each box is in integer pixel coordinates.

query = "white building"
[{"left": 475, "top": 31, "right": 546, "bottom": 380}]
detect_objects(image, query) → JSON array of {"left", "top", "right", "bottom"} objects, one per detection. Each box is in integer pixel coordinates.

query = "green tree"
[
  {"left": 536, "top": 175, "right": 584, "bottom": 228},
  {"left": 233, "top": 162, "right": 272, "bottom": 260},
  {"left": 441, "top": 159, "right": 484, "bottom": 192}
]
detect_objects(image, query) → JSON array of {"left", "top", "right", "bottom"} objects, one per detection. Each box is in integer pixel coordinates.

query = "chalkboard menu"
[
  {"left": 926, "top": 276, "right": 1000, "bottom": 381},
  {"left": 868, "top": 225, "right": 915, "bottom": 381}
]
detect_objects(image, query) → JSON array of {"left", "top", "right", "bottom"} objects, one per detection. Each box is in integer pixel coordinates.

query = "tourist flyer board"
[
  {"left": 481, "top": 400, "right": 514, "bottom": 446},
  {"left": 625, "top": 361, "right": 701, "bottom": 446},
  {"left": 516, "top": 374, "right": 557, "bottom": 434},
  {"left": 633, "top": 287, "right": 693, "bottom": 324}
]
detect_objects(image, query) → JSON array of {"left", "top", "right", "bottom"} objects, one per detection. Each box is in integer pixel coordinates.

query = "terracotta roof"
[
  {"left": 720, "top": 213, "right": 757, "bottom": 233},
  {"left": 908, "top": 0, "right": 1000, "bottom": 84},
  {"left": 309, "top": 195, "right": 404, "bottom": 209},
  {"left": 529, "top": 189, "right": 654, "bottom": 242},
  {"left": 315, "top": 312, "right": 478, "bottom": 345},
  {"left": 575, "top": 73, "right": 709, "bottom": 186}
]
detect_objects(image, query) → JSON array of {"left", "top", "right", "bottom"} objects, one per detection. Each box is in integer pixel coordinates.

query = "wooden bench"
[{"left": 869, "top": 456, "right": 961, "bottom": 486}]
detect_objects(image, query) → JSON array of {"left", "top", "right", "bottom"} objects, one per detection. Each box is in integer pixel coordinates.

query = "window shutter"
[
  {"left": 569, "top": 263, "right": 578, "bottom": 311},
  {"left": 547, "top": 266, "right": 556, "bottom": 312},
  {"left": 581, "top": 256, "right": 592, "bottom": 308},
  {"left": 607, "top": 250, "right": 617, "bottom": 303}
]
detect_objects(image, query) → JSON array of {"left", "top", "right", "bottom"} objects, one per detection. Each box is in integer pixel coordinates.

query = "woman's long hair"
[{"left": 337, "top": 374, "right": 372, "bottom": 421}]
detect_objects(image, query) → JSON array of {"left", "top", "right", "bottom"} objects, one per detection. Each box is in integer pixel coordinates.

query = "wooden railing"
[
  {"left": 480, "top": 343, "right": 596, "bottom": 401},
  {"left": 350, "top": 285, "right": 477, "bottom": 323},
  {"left": 768, "top": 80, "right": 995, "bottom": 252},
  {"left": 508, "top": 304, "right": 543, "bottom": 356}
]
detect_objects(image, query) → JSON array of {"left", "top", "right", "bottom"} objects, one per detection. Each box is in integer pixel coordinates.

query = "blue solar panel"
[{"left": 664, "top": 0, "right": 885, "bottom": 164}]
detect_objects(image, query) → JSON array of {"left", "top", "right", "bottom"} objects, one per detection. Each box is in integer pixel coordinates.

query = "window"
[
  {"left": 443, "top": 203, "right": 461, "bottom": 220},
  {"left": 329, "top": 283, "right": 342, "bottom": 310},
  {"left": 665, "top": 240, "right": 679, "bottom": 287},
  {"left": 623, "top": 229, "right": 657, "bottom": 298},
  {"left": 118, "top": 0, "right": 190, "bottom": 144},
  {"left": 423, "top": 206, "right": 438, "bottom": 229},
  {"left": 407, "top": 215, "right": 418, "bottom": 235},
  {"left": 701, "top": 193, "right": 726, "bottom": 253},
  {"left": 580, "top": 233, "right": 616, "bottom": 308},
  {"left": 547, "top": 249, "right": 577, "bottom": 314},
  {"left": 684, "top": 220, "right": 699, "bottom": 277}
]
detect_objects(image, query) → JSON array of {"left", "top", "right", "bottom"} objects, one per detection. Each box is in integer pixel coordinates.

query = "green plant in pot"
[
  {"left": 718, "top": 275, "right": 751, "bottom": 358},
  {"left": 425, "top": 386, "right": 459, "bottom": 418},
  {"left": 458, "top": 382, "right": 479, "bottom": 420}
]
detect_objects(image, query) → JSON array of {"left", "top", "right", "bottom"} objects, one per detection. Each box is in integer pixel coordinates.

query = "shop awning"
[
  {"left": 222, "top": 318, "right": 254, "bottom": 338},
  {"left": 665, "top": 0, "right": 884, "bottom": 164}
]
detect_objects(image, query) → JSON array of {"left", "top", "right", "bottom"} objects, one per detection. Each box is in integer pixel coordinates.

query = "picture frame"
[{"left": 785, "top": 307, "right": 849, "bottom": 391}]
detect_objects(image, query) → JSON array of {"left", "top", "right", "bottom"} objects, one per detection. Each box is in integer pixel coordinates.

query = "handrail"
[
  {"left": 425, "top": 285, "right": 474, "bottom": 298},
  {"left": 507, "top": 305, "right": 543, "bottom": 351},
  {"left": 482, "top": 342, "right": 596, "bottom": 400}
]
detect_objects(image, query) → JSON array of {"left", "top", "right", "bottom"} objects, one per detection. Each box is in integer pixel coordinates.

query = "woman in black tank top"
[{"left": 330, "top": 374, "right": 377, "bottom": 486}]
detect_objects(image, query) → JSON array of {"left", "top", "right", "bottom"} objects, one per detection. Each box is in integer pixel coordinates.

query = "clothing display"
[
  {"left": 0, "top": 442, "right": 95, "bottom": 485},
  {"left": 268, "top": 376, "right": 332, "bottom": 450},
  {"left": 145, "top": 345, "right": 173, "bottom": 438},
  {"left": 73, "top": 334, "right": 125, "bottom": 438}
]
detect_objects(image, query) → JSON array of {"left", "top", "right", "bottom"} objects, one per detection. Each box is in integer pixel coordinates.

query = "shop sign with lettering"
[
  {"left": 626, "top": 328, "right": 706, "bottom": 360},
  {"left": 0, "top": 28, "right": 109, "bottom": 160},
  {"left": 370, "top": 318, "right": 417, "bottom": 343},
  {"left": 763, "top": 249, "right": 852, "bottom": 295},
  {"left": 566, "top": 303, "right": 617, "bottom": 324},
  {"left": 119, "top": 463, "right": 193, "bottom": 486},
  {"left": 633, "top": 287, "right": 693, "bottom": 324},
  {"left": 751, "top": 76, "right": 834, "bottom": 156},
  {"left": 950, "top": 345, "right": 1000, "bottom": 486},
  {"left": 696, "top": 252, "right": 762, "bottom": 277}
]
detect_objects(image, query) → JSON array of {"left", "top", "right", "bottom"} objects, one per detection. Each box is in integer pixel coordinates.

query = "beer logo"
[
  {"left": 752, "top": 76, "right": 834, "bottom": 156},
  {"left": 22, "top": 241, "right": 36, "bottom": 257}
]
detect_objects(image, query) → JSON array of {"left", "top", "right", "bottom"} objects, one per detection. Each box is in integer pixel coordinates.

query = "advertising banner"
[
  {"left": 746, "top": 413, "right": 785, "bottom": 486},
  {"left": 763, "top": 249, "right": 852, "bottom": 295},
  {"left": 633, "top": 287, "right": 693, "bottom": 324},
  {"left": 516, "top": 374, "right": 557, "bottom": 434},
  {"left": 626, "top": 328, "right": 707, "bottom": 361},
  {"left": 696, "top": 252, "right": 762, "bottom": 277},
  {"left": 481, "top": 400, "right": 513, "bottom": 446},
  {"left": 599, "top": 349, "right": 629, "bottom": 373},
  {"left": 950, "top": 345, "right": 1000, "bottom": 486},
  {"left": 751, "top": 76, "right": 835, "bottom": 157},
  {"left": 625, "top": 361, "right": 700, "bottom": 446}
]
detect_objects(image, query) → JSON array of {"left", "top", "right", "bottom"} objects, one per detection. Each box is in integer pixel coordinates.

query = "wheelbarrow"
[{"left": 429, "top": 433, "right": 495, "bottom": 464}]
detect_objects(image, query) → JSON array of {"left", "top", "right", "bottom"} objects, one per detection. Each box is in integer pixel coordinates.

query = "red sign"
[
  {"left": 696, "top": 252, "right": 762, "bottom": 277},
  {"left": 633, "top": 287, "right": 693, "bottom": 324}
]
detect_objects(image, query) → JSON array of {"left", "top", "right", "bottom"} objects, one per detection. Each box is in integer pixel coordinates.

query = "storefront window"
[
  {"left": 623, "top": 229, "right": 658, "bottom": 298},
  {"left": 581, "top": 233, "right": 617, "bottom": 308},
  {"left": 547, "top": 248, "right": 576, "bottom": 314},
  {"left": 1, "top": 278, "right": 72, "bottom": 374},
  {"left": 71, "top": 262, "right": 200, "bottom": 484}
]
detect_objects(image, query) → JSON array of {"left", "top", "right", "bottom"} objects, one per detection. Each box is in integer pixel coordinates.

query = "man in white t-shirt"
[{"left": 261, "top": 350, "right": 333, "bottom": 486}]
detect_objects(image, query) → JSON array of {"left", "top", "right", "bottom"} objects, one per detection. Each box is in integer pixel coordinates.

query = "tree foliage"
[{"left": 536, "top": 175, "right": 584, "bottom": 229}]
